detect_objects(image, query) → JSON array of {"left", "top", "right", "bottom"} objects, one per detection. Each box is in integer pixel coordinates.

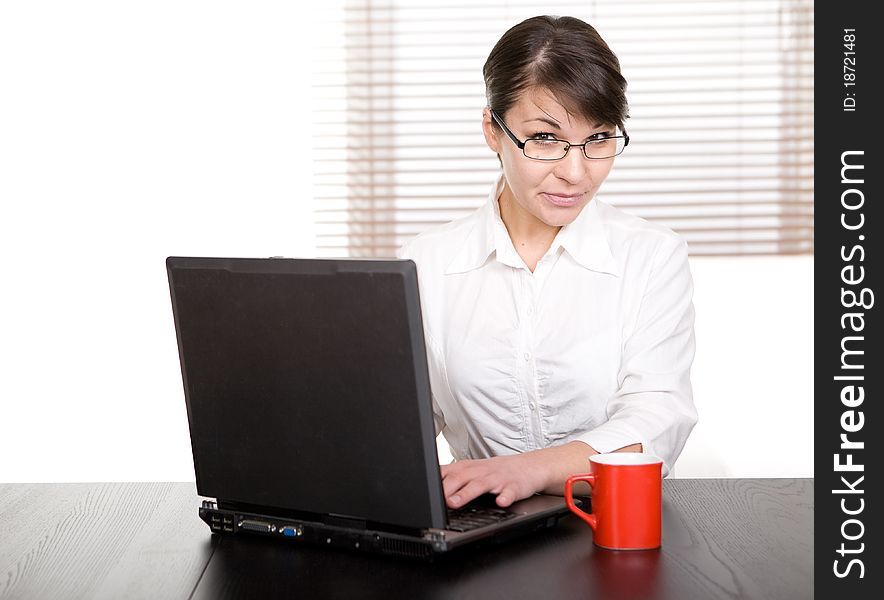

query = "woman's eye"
[
  {"left": 529, "top": 132, "right": 557, "bottom": 141},
  {"left": 589, "top": 131, "right": 615, "bottom": 141}
]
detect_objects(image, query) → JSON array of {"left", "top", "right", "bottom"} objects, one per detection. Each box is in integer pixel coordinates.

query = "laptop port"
[
  {"left": 240, "top": 520, "right": 274, "bottom": 533},
  {"left": 281, "top": 525, "right": 303, "bottom": 537}
]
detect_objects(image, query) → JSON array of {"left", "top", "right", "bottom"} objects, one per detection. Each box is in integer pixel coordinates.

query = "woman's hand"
[
  {"left": 440, "top": 453, "right": 547, "bottom": 508},
  {"left": 439, "top": 441, "right": 642, "bottom": 508}
]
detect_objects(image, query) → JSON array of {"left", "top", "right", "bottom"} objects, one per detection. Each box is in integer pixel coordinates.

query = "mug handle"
[{"left": 564, "top": 474, "right": 598, "bottom": 530}]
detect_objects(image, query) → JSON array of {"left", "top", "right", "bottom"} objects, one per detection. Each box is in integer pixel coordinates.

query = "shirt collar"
[
  {"left": 444, "top": 174, "right": 508, "bottom": 274},
  {"left": 553, "top": 197, "right": 620, "bottom": 277},
  {"left": 445, "top": 173, "right": 620, "bottom": 277}
]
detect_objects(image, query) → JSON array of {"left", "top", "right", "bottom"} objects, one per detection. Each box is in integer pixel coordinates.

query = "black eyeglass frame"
[{"left": 490, "top": 108, "right": 629, "bottom": 161}]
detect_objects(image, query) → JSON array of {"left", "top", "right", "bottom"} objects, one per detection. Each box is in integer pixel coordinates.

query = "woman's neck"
[{"left": 497, "top": 185, "right": 561, "bottom": 270}]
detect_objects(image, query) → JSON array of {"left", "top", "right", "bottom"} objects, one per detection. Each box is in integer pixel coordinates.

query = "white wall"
[
  {"left": 672, "top": 255, "right": 813, "bottom": 478},
  {"left": 0, "top": 2, "right": 813, "bottom": 482},
  {"left": 0, "top": 2, "right": 317, "bottom": 482}
]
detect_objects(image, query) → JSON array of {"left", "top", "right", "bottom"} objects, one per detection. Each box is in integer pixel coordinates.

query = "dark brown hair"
[{"left": 483, "top": 16, "right": 629, "bottom": 129}]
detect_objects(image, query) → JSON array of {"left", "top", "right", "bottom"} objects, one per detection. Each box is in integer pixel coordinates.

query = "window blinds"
[{"left": 312, "top": 0, "right": 813, "bottom": 256}]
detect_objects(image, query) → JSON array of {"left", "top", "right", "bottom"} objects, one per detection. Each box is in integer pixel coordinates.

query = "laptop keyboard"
[{"left": 446, "top": 505, "right": 517, "bottom": 532}]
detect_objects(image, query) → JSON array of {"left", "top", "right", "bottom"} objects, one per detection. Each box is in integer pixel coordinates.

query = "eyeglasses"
[{"left": 490, "top": 109, "right": 629, "bottom": 161}]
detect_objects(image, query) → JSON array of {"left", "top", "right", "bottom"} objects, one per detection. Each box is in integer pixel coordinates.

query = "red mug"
[{"left": 564, "top": 453, "right": 663, "bottom": 550}]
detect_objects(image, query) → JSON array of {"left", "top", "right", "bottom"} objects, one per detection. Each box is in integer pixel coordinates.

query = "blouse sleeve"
[
  {"left": 576, "top": 236, "right": 698, "bottom": 476},
  {"left": 396, "top": 239, "right": 447, "bottom": 438}
]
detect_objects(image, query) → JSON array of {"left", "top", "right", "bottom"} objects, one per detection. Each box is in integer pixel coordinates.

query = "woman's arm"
[
  {"left": 440, "top": 440, "right": 641, "bottom": 508},
  {"left": 575, "top": 236, "right": 697, "bottom": 474}
]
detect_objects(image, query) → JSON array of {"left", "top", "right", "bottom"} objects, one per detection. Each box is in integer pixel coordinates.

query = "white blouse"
[{"left": 397, "top": 175, "right": 697, "bottom": 475}]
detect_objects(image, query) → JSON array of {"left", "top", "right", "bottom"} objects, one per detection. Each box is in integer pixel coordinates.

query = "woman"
[{"left": 398, "top": 16, "right": 697, "bottom": 509}]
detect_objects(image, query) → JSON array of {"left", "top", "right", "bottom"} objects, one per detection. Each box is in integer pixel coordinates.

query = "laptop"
[{"left": 166, "top": 256, "right": 575, "bottom": 560}]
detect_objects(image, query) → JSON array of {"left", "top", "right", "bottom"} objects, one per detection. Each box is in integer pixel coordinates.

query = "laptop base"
[{"left": 199, "top": 497, "right": 574, "bottom": 561}]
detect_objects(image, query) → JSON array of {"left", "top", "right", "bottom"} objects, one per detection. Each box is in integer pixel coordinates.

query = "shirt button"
[
  {"left": 529, "top": 402, "right": 537, "bottom": 411},
  {"left": 524, "top": 352, "right": 530, "bottom": 361},
  {"left": 527, "top": 306, "right": 534, "bottom": 316}
]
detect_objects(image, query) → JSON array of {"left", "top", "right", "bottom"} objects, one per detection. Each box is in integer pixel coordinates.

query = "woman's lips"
[{"left": 541, "top": 192, "right": 584, "bottom": 207}]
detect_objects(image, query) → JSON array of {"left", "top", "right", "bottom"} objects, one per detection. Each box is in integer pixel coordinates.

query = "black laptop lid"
[{"left": 167, "top": 257, "right": 447, "bottom": 530}]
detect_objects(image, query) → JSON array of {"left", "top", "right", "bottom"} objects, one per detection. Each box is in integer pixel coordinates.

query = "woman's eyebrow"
[
  {"left": 523, "top": 117, "right": 606, "bottom": 132},
  {"left": 523, "top": 117, "right": 561, "bottom": 129}
]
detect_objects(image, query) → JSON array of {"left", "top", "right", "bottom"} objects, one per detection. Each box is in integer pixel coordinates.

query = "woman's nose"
[{"left": 553, "top": 145, "right": 589, "bottom": 184}]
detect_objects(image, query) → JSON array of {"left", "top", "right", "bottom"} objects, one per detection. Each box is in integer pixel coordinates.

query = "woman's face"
[{"left": 483, "top": 88, "right": 617, "bottom": 230}]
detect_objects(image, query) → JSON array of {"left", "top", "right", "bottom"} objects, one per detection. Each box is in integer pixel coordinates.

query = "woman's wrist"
[
  {"left": 533, "top": 440, "right": 642, "bottom": 495},
  {"left": 529, "top": 441, "right": 597, "bottom": 494}
]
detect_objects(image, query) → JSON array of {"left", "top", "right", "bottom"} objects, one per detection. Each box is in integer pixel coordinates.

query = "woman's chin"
[{"left": 537, "top": 203, "right": 585, "bottom": 228}]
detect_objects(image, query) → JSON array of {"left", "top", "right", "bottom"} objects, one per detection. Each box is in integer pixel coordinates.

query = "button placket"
[
  {"left": 520, "top": 273, "right": 546, "bottom": 447},
  {"left": 513, "top": 270, "right": 531, "bottom": 445},
  {"left": 514, "top": 269, "right": 535, "bottom": 449}
]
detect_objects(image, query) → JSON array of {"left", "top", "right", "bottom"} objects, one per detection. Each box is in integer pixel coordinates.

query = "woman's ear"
[{"left": 482, "top": 107, "right": 501, "bottom": 154}]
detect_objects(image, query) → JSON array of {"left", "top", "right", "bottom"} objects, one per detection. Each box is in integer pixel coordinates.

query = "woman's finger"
[{"left": 447, "top": 478, "right": 495, "bottom": 508}]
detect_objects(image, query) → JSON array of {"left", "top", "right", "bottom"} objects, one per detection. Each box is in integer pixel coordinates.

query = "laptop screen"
[{"left": 167, "top": 257, "right": 447, "bottom": 530}]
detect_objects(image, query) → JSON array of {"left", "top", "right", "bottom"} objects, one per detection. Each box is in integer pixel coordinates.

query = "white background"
[{"left": 0, "top": 2, "right": 812, "bottom": 482}]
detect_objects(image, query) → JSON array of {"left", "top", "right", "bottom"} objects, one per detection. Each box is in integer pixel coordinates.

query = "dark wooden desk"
[{"left": 0, "top": 479, "right": 812, "bottom": 599}]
